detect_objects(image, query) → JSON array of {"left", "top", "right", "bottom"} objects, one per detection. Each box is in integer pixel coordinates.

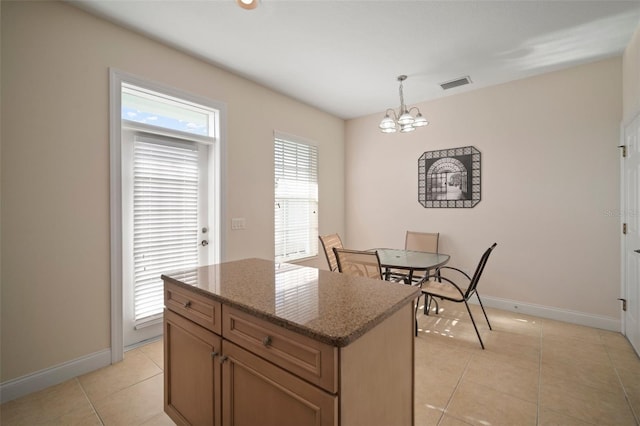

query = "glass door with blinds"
[{"left": 122, "top": 132, "right": 210, "bottom": 347}]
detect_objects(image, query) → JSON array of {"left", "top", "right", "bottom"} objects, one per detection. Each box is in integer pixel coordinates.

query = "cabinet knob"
[
  {"left": 211, "top": 351, "right": 219, "bottom": 359},
  {"left": 183, "top": 301, "right": 191, "bottom": 308},
  {"left": 262, "top": 336, "right": 272, "bottom": 347},
  {"left": 219, "top": 355, "right": 228, "bottom": 364}
]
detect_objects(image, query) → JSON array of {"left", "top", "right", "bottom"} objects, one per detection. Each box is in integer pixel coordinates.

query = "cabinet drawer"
[
  {"left": 165, "top": 281, "right": 222, "bottom": 334},
  {"left": 222, "top": 306, "right": 337, "bottom": 393}
]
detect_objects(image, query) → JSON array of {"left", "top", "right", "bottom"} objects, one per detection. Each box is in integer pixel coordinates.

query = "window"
[
  {"left": 274, "top": 134, "right": 318, "bottom": 263},
  {"left": 122, "top": 84, "right": 212, "bottom": 136}
]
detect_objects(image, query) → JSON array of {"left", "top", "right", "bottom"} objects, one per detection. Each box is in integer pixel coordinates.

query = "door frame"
[{"left": 109, "top": 68, "right": 227, "bottom": 363}]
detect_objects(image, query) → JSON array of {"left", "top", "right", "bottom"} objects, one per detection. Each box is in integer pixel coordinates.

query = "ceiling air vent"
[{"left": 440, "top": 76, "right": 472, "bottom": 90}]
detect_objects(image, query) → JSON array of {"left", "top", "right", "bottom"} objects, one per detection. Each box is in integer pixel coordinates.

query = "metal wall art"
[{"left": 418, "top": 146, "right": 481, "bottom": 208}]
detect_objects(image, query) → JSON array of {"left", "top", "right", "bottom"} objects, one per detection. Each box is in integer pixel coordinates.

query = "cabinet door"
[
  {"left": 222, "top": 341, "right": 337, "bottom": 426},
  {"left": 165, "top": 309, "right": 222, "bottom": 426}
]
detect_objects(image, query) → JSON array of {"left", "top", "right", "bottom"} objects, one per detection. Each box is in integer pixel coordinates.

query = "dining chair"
[
  {"left": 319, "top": 233, "right": 343, "bottom": 272},
  {"left": 415, "top": 243, "right": 497, "bottom": 348},
  {"left": 333, "top": 248, "right": 383, "bottom": 280},
  {"left": 404, "top": 231, "right": 441, "bottom": 313},
  {"left": 406, "top": 231, "right": 439, "bottom": 279},
  {"left": 335, "top": 247, "right": 420, "bottom": 334},
  {"left": 388, "top": 231, "right": 440, "bottom": 284},
  {"left": 405, "top": 231, "right": 439, "bottom": 253}
]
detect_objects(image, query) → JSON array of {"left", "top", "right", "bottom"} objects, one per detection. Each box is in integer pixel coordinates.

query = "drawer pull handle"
[
  {"left": 262, "top": 336, "right": 272, "bottom": 347},
  {"left": 183, "top": 301, "right": 191, "bottom": 308}
]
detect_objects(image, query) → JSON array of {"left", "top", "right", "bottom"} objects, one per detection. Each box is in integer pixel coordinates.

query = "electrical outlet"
[{"left": 231, "top": 218, "right": 246, "bottom": 230}]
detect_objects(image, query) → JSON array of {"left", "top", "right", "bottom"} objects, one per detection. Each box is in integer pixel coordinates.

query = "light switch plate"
[{"left": 231, "top": 218, "right": 246, "bottom": 230}]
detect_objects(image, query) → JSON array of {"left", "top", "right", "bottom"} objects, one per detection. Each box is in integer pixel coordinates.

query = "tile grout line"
[
  {"left": 138, "top": 344, "right": 164, "bottom": 371},
  {"left": 536, "top": 320, "right": 543, "bottom": 425},
  {"left": 435, "top": 348, "right": 475, "bottom": 426},
  {"left": 79, "top": 349, "right": 164, "bottom": 425},
  {"left": 75, "top": 377, "right": 106, "bottom": 426},
  {"left": 602, "top": 334, "right": 640, "bottom": 426}
]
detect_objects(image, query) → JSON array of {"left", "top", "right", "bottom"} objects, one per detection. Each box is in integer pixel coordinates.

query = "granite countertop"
[{"left": 162, "top": 258, "right": 420, "bottom": 347}]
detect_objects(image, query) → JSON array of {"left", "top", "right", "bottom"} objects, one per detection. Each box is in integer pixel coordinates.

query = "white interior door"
[{"left": 622, "top": 113, "right": 640, "bottom": 355}]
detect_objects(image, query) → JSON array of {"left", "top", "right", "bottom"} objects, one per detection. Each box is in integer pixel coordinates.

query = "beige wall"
[
  {"left": 623, "top": 23, "right": 640, "bottom": 122},
  {"left": 0, "top": 1, "right": 344, "bottom": 382},
  {"left": 345, "top": 57, "right": 622, "bottom": 320}
]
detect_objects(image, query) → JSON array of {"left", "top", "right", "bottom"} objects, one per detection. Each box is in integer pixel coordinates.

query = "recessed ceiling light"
[{"left": 237, "top": 0, "right": 258, "bottom": 10}]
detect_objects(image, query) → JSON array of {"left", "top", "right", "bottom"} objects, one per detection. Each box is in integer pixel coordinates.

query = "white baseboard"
[
  {"left": 475, "top": 295, "right": 621, "bottom": 332},
  {"left": 0, "top": 349, "right": 112, "bottom": 404}
]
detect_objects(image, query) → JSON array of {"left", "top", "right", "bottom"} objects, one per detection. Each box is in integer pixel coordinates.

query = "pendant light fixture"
[
  {"left": 379, "top": 75, "right": 428, "bottom": 134},
  {"left": 237, "top": 0, "right": 259, "bottom": 10}
]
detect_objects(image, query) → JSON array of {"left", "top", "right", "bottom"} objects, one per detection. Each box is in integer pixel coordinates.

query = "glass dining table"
[{"left": 374, "top": 248, "right": 450, "bottom": 284}]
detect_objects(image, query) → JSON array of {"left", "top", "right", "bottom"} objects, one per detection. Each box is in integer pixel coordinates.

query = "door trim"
[
  {"left": 109, "top": 68, "right": 227, "bottom": 363},
  {"left": 620, "top": 119, "right": 625, "bottom": 335},
  {"left": 109, "top": 69, "right": 124, "bottom": 363}
]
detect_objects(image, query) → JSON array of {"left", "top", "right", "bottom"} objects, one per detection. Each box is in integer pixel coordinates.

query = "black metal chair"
[{"left": 415, "top": 243, "right": 497, "bottom": 348}]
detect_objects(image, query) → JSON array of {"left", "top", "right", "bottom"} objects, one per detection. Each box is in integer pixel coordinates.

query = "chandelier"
[{"left": 379, "top": 75, "right": 428, "bottom": 134}]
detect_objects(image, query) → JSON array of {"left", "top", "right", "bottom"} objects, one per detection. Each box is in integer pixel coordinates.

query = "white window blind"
[
  {"left": 133, "top": 138, "right": 199, "bottom": 324},
  {"left": 274, "top": 136, "right": 318, "bottom": 263}
]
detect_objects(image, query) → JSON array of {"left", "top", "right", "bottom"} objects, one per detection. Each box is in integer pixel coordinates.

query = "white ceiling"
[{"left": 71, "top": 0, "right": 640, "bottom": 119}]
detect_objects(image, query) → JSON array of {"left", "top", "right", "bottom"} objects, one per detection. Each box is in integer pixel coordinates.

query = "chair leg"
[
  {"left": 414, "top": 294, "right": 422, "bottom": 336},
  {"left": 464, "top": 300, "right": 485, "bottom": 350},
  {"left": 423, "top": 295, "right": 440, "bottom": 315},
  {"left": 475, "top": 292, "right": 492, "bottom": 330}
]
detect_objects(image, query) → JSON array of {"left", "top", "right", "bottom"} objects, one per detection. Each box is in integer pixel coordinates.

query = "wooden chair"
[
  {"left": 333, "top": 248, "right": 383, "bottom": 280},
  {"left": 318, "top": 233, "right": 343, "bottom": 272},
  {"left": 416, "top": 243, "right": 497, "bottom": 348}
]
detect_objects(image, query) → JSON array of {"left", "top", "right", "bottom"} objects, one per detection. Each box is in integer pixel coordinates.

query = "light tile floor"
[{"left": 2, "top": 300, "right": 639, "bottom": 425}]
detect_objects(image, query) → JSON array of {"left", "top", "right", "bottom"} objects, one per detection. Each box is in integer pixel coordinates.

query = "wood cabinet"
[
  {"left": 222, "top": 341, "right": 337, "bottom": 426},
  {"left": 163, "top": 262, "right": 416, "bottom": 426},
  {"left": 164, "top": 309, "right": 222, "bottom": 426}
]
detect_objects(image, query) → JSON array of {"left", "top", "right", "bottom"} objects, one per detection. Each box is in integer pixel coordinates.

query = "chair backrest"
[
  {"left": 405, "top": 231, "right": 439, "bottom": 253},
  {"left": 465, "top": 243, "right": 498, "bottom": 299},
  {"left": 319, "top": 233, "right": 343, "bottom": 271},
  {"left": 333, "top": 248, "right": 383, "bottom": 280}
]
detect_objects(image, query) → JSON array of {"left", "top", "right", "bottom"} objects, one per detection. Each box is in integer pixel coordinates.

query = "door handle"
[{"left": 635, "top": 249, "right": 640, "bottom": 254}]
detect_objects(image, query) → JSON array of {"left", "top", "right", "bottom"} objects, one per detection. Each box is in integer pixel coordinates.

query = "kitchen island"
[{"left": 162, "top": 258, "right": 420, "bottom": 426}]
